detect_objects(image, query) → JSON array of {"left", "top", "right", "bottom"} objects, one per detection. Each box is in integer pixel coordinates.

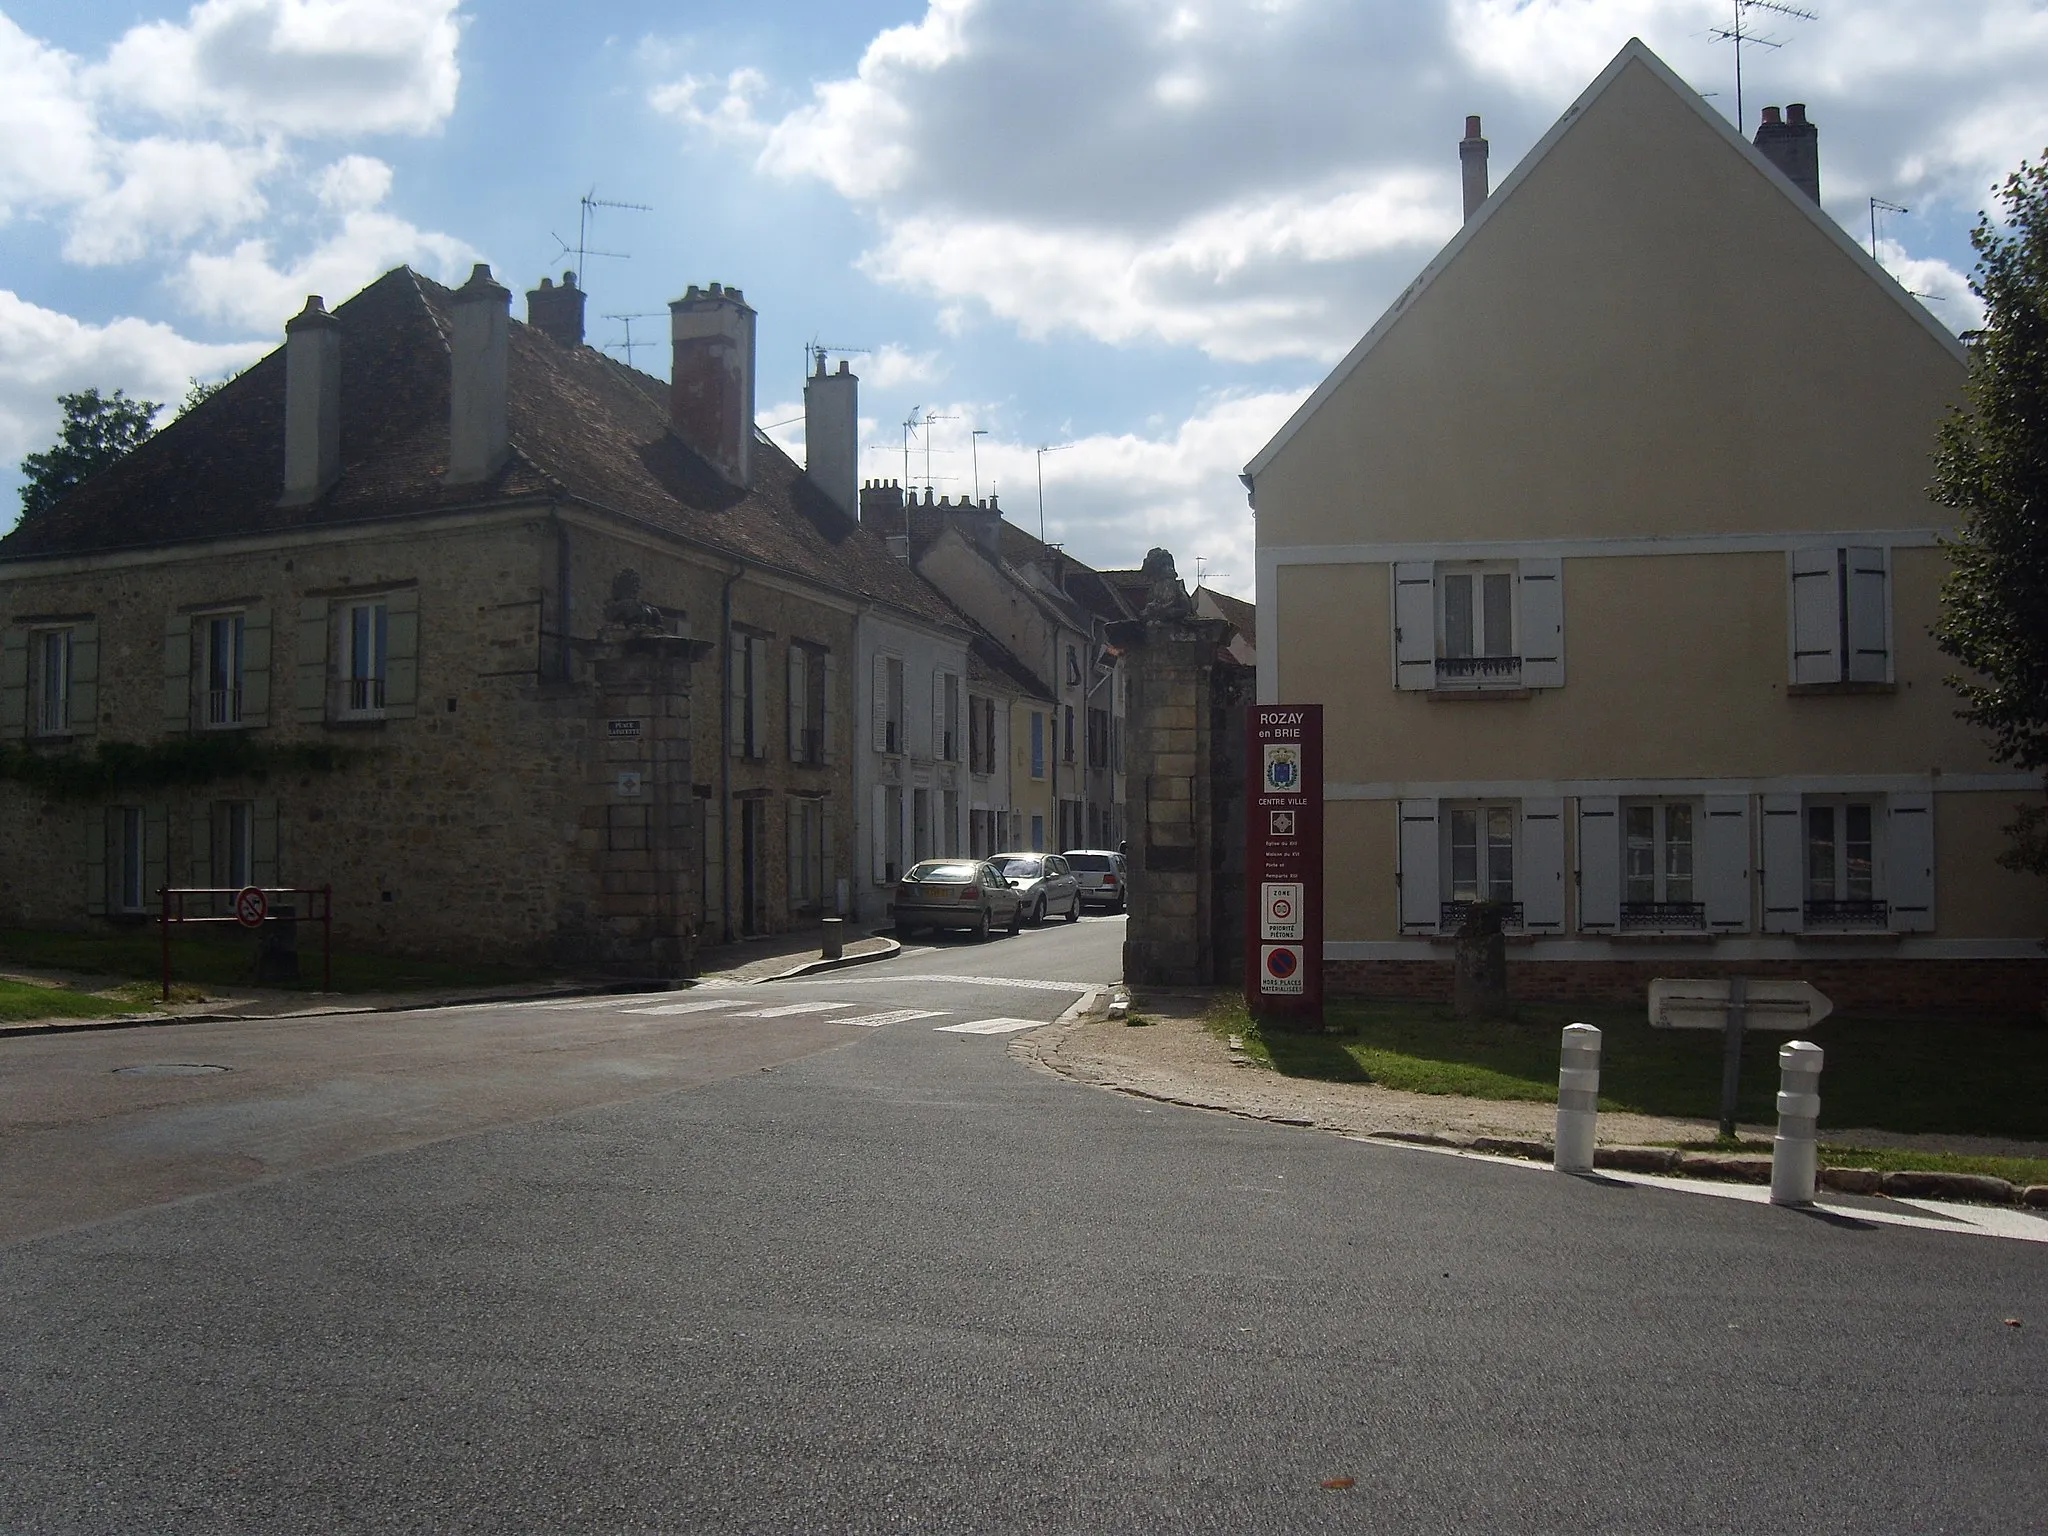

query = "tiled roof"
[
  {"left": 1197, "top": 584, "right": 1255, "bottom": 642},
  {"left": 0, "top": 267, "right": 961, "bottom": 631},
  {"left": 967, "top": 632, "right": 1053, "bottom": 700}
]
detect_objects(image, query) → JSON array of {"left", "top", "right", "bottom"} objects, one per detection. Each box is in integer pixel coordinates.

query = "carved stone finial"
[
  {"left": 1140, "top": 547, "right": 1195, "bottom": 621},
  {"left": 604, "top": 568, "right": 666, "bottom": 631}
]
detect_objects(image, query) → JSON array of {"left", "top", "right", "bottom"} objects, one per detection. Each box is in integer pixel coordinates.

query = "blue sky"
[{"left": 4, "top": 1, "right": 2043, "bottom": 595}]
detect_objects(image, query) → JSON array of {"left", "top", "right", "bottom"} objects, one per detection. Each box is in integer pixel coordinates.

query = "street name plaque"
[{"left": 1245, "top": 705, "right": 1323, "bottom": 1026}]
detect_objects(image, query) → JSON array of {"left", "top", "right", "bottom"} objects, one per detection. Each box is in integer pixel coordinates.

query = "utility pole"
[{"left": 971, "top": 429, "right": 989, "bottom": 502}]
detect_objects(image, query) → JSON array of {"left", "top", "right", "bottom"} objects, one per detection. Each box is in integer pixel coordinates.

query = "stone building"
[{"left": 0, "top": 263, "right": 965, "bottom": 972}]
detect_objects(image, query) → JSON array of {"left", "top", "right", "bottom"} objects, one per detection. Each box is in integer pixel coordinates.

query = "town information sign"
[{"left": 1245, "top": 704, "right": 1323, "bottom": 1026}]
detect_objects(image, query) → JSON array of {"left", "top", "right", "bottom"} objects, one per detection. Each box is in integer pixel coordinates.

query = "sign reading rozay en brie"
[{"left": 1245, "top": 705, "right": 1323, "bottom": 1025}]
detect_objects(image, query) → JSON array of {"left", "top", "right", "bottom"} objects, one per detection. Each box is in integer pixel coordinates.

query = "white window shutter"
[
  {"left": 68, "top": 622, "right": 98, "bottom": 739},
  {"left": 787, "top": 646, "right": 804, "bottom": 762},
  {"left": 1521, "top": 797, "right": 1565, "bottom": 932},
  {"left": 728, "top": 635, "right": 746, "bottom": 757},
  {"left": 0, "top": 628, "right": 25, "bottom": 738},
  {"left": 239, "top": 607, "right": 272, "bottom": 725},
  {"left": 1701, "top": 794, "right": 1752, "bottom": 932},
  {"left": 1759, "top": 792, "right": 1804, "bottom": 932},
  {"left": 84, "top": 808, "right": 107, "bottom": 916},
  {"left": 871, "top": 784, "right": 888, "bottom": 883},
  {"left": 871, "top": 653, "right": 888, "bottom": 754},
  {"left": 295, "top": 600, "right": 329, "bottom": 723},
  {"left": 1518, "top": 558, "right": 1564, "bottom": 689},
  {"left": 1576, "top": 796, "right": 1620, "bottom": 934},
  {"left": 1391, "top": 563, "right": 1435, "bottom": 691},
  {"left": 931, "top": 671, "right": 944, "bottom": 759},
  {"left": 1789, "top": 548, "right": 1841, "bottom": 684},
  {"left": 1887, "top": 790, "right": 1934, "bottom": 932},
  {"left": 821, "top": 653, "right": 839, "bottom": 765},
  {"left": 162, "top": 614, "right": 193, "bottom": 732},
  {"left": 1397, "top": 798, "right": 1440, "bottom": 932},
  {"left": 1844, "top": 547, "right": 1890, "bottom": 683},
  {"left": 747, "top": 636, "right": 768, "bottom": 758},
  {"left": 384, "top": 589, "right": 419, "bottom": 719}
]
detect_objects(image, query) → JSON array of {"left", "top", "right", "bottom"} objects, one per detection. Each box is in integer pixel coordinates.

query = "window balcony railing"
[
  {"left": 340, "top": 676, "right": 387, "bottom": 716},
  {"left": 1620, "top": 901, "right": 1707, "bottom": 932},
  {"left": 1441, "top": 900, "right": 1524, "bottom": 934},
  {"left": 1804, "top": 898, "right": 1890, "bottom": 929},
  {"left": 1435, "top": 655, "right": 1523, "bottom": 685},
  {"left": 204, "top": 687, "right": 243, "bottom": 727}
]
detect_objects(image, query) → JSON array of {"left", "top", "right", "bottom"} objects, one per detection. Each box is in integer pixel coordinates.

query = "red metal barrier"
[{"left": 157, "top": 885, "right": 333, "bottom": 1000}]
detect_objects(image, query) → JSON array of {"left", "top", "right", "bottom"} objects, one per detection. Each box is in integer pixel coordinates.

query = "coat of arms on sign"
[{"left": 1262, "top": 744, "right": 1300, "bottom": 792}]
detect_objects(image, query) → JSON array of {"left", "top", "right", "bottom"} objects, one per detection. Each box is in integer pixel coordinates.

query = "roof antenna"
[
  {"left": 921, "top": 409, "right": 957, "bottom": 494},
  {"left": 1708, "top": 0, "right": 1816, "bottom": 132},
  {"left": 806, "top": 340, "right": 869, "bottom": 377},
  {"left": 550, "top": 187, "right": 653, "bottom": 282},
  {"left": 603, "top": 312, "right": 665, "bottom": 369},
  {"left": 1035, "top": 443, "right": 1073, "bottom": 544}
]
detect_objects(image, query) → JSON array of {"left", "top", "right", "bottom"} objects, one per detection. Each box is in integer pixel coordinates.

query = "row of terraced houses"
[{"left": 0, "top": 266, "right": 1172, "bottom": 971}]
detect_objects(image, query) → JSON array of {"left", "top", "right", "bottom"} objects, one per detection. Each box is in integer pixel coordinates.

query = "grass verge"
[
  {"left": 1, "top": 927, "right": 544, "bottom": 996},
  {"left": 1205, "top": 994, "right": 2048, "bottom": 1143}
]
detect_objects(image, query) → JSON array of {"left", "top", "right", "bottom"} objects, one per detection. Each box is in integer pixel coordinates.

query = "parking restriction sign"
[{"left": 233, "top": 886, "right": 268, "bottom": 929}]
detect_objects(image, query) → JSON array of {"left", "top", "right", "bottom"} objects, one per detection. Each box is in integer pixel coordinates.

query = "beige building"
[
  {"left": 1243, "top": 40, "right": 2047, "bottom": 1010},
  {"left": 0, "top": 264, "right": 967, "bottom": 972}
]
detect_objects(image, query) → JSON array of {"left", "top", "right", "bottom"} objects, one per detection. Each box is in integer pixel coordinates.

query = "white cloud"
[
  {"left": 648, "top": 67, "right": 771, "bottom": 142},
  {"left": 1875, "top": 240, "right": 1984, "bottom": 330},
  {"left": 91, "top": 0, "right": 462, "bottom": 137},
  {"left": 0, "top": 16, "right": 101, "bottom": 217},
  {"left": 181, "top": 210, "right": 479, "bottom": 331},
  {"left": 63, "top": 136, "right": 281, "bottom": 265},
  {"left": 0, "top": 290, "right": 266, "bottom": 480},
  {"left": 316, "top": 153, "right": 393, "bottom": 211},
  {"left": 864, "top": 344, "right": 942, "bottom": 389}
]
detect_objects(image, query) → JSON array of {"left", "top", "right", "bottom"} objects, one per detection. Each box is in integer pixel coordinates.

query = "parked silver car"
[
  {"left": 892, "top": 859, "right": 1024, "bottom": 940},
  {"left": 1062, "top": 849, "right": 1128, "bottom": 912},
  {"left": 991, "top": 852, "right": 1082, "bottom": 926}
]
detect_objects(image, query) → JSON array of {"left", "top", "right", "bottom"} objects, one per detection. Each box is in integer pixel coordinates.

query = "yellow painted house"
[{"left": 1243, "top": 39, "right": 2046, "bottom": 1011}]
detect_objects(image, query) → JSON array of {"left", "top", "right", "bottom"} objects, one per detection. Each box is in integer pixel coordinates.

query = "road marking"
[
  {"left": 935, "top": 1017, "right": 1045, "bottom": 1035},
  {"left": 782, "top": 974, "right": 1092, "bottom": 993},
  {"left": 728, "top": 1001, "right": 857, "bottom": 1019},
  {"left": 502, "top": 995, "right": 679, "bottom": 1011},
  {"left": 832, "top": 1008, "right": 948, "bottom": 1028},
  {"left": 620, "top": 999, "right": 749, "bottom": 1016}
]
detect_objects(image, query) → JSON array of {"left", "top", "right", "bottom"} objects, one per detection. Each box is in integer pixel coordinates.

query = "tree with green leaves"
[
  {"left": 1933, "top": 150, "right": 2048, "bottom": 878},
  {"left": 16, "top": 387, "right": 161, "bottom": 521}
]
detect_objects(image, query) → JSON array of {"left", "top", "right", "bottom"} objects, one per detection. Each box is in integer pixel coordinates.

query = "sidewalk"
[{"left": 1021, "top": 986, "right": 2048, "bottom": 1170}]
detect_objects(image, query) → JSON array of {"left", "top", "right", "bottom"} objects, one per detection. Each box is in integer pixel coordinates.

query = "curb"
[
  {"left": 754, "top": 938, "right": 904, "bottom": 983},
  {"left": 0, "top": 981, "right": 659, "bottom": 1039}
]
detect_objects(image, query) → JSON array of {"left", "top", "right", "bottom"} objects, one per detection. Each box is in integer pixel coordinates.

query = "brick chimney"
[
  {"left": 946, "top": 495, "right": 1003, "bottom": 558},
  {"left": 1754, "top": 103, "right": 1820, "bottom": 204},
  {"left": 525, "top": 269, "right": 585, "bottom": 348},
  {"left": 446, "top": 263, "right": 511, "bottom": 484},
  {"left": 1460, "top": 114, "right": 1490, "bottom": 222},
  {"left": 280, "top": 295, "right": 340, "bottom": 506},
  {"left": 804, "top": 355, "right": 858, "bottom": 518},
  {"left": 670, "top": 283, "right": 756, "bottom": 488}
]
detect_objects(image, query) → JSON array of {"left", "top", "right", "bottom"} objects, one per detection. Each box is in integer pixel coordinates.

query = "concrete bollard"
[
  {"left": 1554, "top": 1023, "right": 1602, "bottom": 1172},
  {"left": 820, "top": 917, "right": 844, "bottom": 961},
  {"left": 1770, "top": 1040, "right": 1824, "bottom": 1206}
]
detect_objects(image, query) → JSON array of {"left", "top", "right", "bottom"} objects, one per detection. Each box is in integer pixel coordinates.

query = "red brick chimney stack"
[{"left": 669, "top": 283, "right": 757, "bottom": 488}]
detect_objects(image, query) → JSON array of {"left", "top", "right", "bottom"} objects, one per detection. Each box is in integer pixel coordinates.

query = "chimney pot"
[
  {"left": 805, "top": 353, "right": 859, "bottom": 519},
  {"left": 1753, "top": 101, "right": 1820, "bottom": 205},
  {"left": 1459, "top": 113, "right": 1490, "bottom": 223},
  {"left": 525, "top": 268, "right": 585, "bottom": 349},
  {"left": 1786, "top": 102, "right": 1807, "bottom": 125}
]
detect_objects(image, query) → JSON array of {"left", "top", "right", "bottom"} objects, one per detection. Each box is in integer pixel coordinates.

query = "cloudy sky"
[{"left": 3, "top": 1, "right": 2042, "bottom": 594}]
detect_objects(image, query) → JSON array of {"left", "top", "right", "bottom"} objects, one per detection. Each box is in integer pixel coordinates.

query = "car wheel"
[
  {"left": 1008, "top": 903, "right": 1023, "bottom": 935},
  {"left": 1065, "top": 893, "right": 1081, "bottom": 923},
  {"left": 1029, "top": 898, "right": 1045, "bottom": 927},
  {"left": 973, "top": 907, "right": 991, "bottom": 942}
]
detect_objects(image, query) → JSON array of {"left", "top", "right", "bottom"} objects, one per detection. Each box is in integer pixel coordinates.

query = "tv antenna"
[
  {"left": 1708, "top": 0, "right": 1816, "bottom": 132},
  {"left": 1868, "top": 197, "right": 1908, "bottom": 261},
  {"left": 1194, "top": 556, "right": 1231, "bottom": 588},
  {"left": 603, "top": 312, "right": 665, "bottom": 369},
  {"left": 552, "top": 187, "right": 653, "bottom": 277},
  {"left": 900, "top": 408, "right": 921, "bottom": 491},
  {"left": 1035, "top": 443, "right": 1074, "bottom": 544},
  {"left": 921, "top": 410, "right": 957, "bottom": 493},
  {"left": 970, "top": 429, "right": 989, "bottom": 502},
  {"left": 807, "top": 340, "right": 869, "bottom": 376}
]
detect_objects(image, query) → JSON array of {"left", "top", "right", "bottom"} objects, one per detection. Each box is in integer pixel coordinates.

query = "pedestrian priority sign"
[{"left": 1260, "top": 944, "right": 1305, "bottom": 995}]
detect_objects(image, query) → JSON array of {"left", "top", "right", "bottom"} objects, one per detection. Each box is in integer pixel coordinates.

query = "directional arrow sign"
[{"left": 1649, "top": 977, "right": 1833, "bottom": 1031}]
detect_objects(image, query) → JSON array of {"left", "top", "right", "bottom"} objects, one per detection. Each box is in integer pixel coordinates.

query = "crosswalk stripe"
[
  {"left": 832, "top": 1008, "right": 947, "bottom": 1028},
  {"left": 935, "top": 1017, "right": 1045, "bottom": 1035},
  {"left": 620, "top": 999, "right": 747, "bottom": 1016},
  {"left": 728, "top": 1001, "right": 857, "bottom": 1019},
  {"left": 781, "top": 974, "right": 1090, "bottom": 993}
]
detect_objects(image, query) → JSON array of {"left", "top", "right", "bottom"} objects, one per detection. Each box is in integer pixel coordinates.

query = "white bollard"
[
  {"left": 1554, "top": 1023, "right": 1602, "bottom": 1173},
  {"left": 1770, "top": 1040, "right": 1824, "bottom": 1206}
]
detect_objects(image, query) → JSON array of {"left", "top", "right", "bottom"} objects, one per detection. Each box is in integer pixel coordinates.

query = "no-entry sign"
[
  {"left": 233, "top": 885, "right": 268, "bottom": 929},
  {"left": 1245, "top": 705, "right": 1322, "bottom": 1024}
]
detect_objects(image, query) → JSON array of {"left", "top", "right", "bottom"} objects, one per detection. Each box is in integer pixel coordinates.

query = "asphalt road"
[{"left": 3, "top": 914, "right": 2044, "bottom": 1533}]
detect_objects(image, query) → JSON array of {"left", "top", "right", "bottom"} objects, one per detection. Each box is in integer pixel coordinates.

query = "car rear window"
[
  {"left": 997, "top": 858, "right": 1042, "bottom": 878},
  {"left": 1065, "top": 854, "right": 1112, "bottom": 871},
  {"left": 904, "top": 861, "right": 980, "bottom": 883}
]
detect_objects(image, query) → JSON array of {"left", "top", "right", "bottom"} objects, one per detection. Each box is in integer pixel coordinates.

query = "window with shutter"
[
  {"left": 1576, "top": 796, "right": 1621, "bottom": 934},
  {"left": 1521, "top": 798, "right": 1565, "bottom": 933},
  {"left": 787, "top": 645, "right": 806, "bottom": 763},
  {"left": 1803, "top": 797, "right": 1890, "bottom": 930},
  {"left": 1844, "top": 547, "right": 1890, "bottom": 682},
  {"left": 1789, "top": 548, "right": 1891, "bottom": 685},
  {"left": 67, "top": 621, "right": 98, "bottom": 739},
  {"left": 296, "top": 600, "right": 329, "bottom": 723},
  {"left": 162, "top": 613, "right": 193, "bottom": 731},
  {"left": 1391, "top": 563, "right": 1435, "bottom": 690},
  {"left": 241, "top": 607, "right": 272, "bottom": 725},
  {"left": 729, "top": 634, "right": 747, "bottom": 758},
  {"left": 1700, "top": 794, "right": 1752, "bottom": 932},
  {"left": 820, "top": 653, "right": 838, "bottom": 765},
  {"left": 28, "top": 627, "right": 71, "bottom": 736},
  {"left": 747, "top": 636, "right": 768, "bottom": 758},
  {"left": 1886, "top": 791, "right": 1933, "bottom": 932},
  {"left": 1397, "top": 798, "right": 1440, "bottom": 932},
  {"left": 1618, "top": 800, "right": 1704, "bottom": 931},
  {"left": 871, "top": 653, "right": 889, "bottom": 754},
  {"left": 1758, "top": 792, "right": 1804, "bottom": 932},
  {"left": 383, "top": 588, "right": 420, "bottom": 719},
  {"left": 1518, "top": 558, "right": 1564, "bottom": 689}
]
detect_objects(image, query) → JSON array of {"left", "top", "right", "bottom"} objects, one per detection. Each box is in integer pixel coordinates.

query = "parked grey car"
[
  {"left": 892, "top": 859, "right": 1024, "bottom": 940},
  {"left": 1062, "top": 849, "right": 1128, "bottom": 912},
  {"left": 991, "top": 852, "right": 1082, "bottom": 926}
]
